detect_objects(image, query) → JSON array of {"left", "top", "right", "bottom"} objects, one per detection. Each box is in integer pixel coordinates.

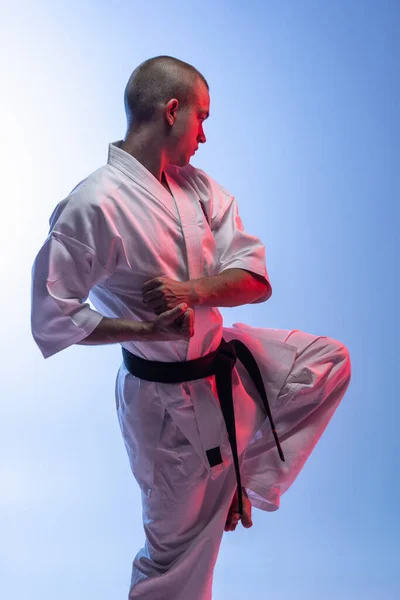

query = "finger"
[
  {"left": 146, "top": 297, "right": 166, "bottom": 310},
  {"left": 168, "top": 303, "right": 188, "bottom": 316},
  {"left": 224, "top": 522, "right": 238, "bottom": 532},
  {"left": 241, "top": 490, "right": 253, "bottom": 528},
  {"left": 184, "top": 310, "right": 194, "bottom": 336},
  {"left": 242, "top": 515, "right": 253, "bottom": 528},
  {"left": 142, "top": 278, "right": 163, "bottom": 293},
  {"left": 169, "top": 305, "right": 188, "bottom": 322},
  {"left": 225, "top": 510, "right": 239, "bottom": 527},
  {"left": 144, "top": 295, "right": 163, "bottom": 309},
  {"left": 181, "top": 310, "right": 191, "bottom": 326},
  {"left": 143, "top": 289, "right": 164, "bottom": 302}
]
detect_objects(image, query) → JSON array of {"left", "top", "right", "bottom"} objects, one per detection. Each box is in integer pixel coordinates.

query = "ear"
[{"left": 165, "top": 98, "right": 179, "bottom": 126}]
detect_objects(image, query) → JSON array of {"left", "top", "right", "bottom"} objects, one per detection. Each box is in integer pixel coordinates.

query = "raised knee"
[{"left": 325, "top": 337, "right": 351, "bottom": 383}]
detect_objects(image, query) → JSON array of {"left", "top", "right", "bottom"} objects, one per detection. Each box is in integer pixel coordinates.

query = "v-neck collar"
[
  {"left": 108, "top": 141, "right": 209, "bottom": 360},
  {"left": 108, "top": 140, "right": 178, "bottom": 218}
]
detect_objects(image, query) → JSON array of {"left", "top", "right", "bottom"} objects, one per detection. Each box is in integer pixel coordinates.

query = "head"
[{"left": 124, "top": 56, "right": 210, "bottom": 167}]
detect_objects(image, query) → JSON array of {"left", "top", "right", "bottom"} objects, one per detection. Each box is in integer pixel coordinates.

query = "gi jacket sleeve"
[
  {"left": 31, "top": 190, "right": 125, "bottom": 358},
  {"left": 211, "top": 192, "right": 272, "bottom": 304}
]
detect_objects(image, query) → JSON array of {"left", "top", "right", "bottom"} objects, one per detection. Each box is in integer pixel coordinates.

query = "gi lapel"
[
  {"left": 165, "top": 170, "right": 207, "bottom": 360},
  {"left": 108, "top": 142, "right": 180, "bottom": 224}
]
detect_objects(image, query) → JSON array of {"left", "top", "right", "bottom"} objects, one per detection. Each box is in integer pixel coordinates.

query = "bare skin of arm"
[
  {"left": 78, "top": 304, "right": 194, "bottom": 345},
  {"left": 188, "top": 268, "right": 270, "bottom": 307},
  {"left": 142, "top": 268, "right": 270, "bottom": 315},
  {"left": 79, "top": 268, "right": 268, "bottom": 346}
]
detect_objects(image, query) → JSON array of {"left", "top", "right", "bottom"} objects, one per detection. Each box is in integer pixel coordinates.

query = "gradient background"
[{"left": 1, "top": 1, "right": 399, "bottom": 598}]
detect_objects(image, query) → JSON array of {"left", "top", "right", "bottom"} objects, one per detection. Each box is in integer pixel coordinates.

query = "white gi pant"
[{"left": 116, "top": 329, "right": 351, "bottom": 600}]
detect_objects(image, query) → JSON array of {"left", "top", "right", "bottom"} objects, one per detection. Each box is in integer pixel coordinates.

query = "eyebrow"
[{"left": 200, "top": 111, "right": 210, "bottom": 119}]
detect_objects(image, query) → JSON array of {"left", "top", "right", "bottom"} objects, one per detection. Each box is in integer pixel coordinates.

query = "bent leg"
[{"left": 241, "top": 331, "right": 351, "bottom": 511}]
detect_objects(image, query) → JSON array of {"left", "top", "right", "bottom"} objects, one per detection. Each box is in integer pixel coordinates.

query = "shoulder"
[{"left": 49, "top": 165, "right": 120, "bottom": 238}]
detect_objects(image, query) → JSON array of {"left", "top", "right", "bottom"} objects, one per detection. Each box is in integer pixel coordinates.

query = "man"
[{"left": 31, "top": 56, "right": 351, "bottom": 599}]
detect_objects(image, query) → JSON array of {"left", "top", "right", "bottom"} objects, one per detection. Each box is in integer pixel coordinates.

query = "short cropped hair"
[{"left": 124, "top": 56, "right": 209, "bottom": 127}]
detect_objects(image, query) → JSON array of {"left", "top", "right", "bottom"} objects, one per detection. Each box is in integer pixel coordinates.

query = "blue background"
[{"left": 1, "top": 1, "right": 398, "bottom": 598}]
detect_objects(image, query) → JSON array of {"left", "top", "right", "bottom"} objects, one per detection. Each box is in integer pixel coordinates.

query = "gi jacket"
[{"left": 31, "top": 141, "right": 297, "bottom": 494}]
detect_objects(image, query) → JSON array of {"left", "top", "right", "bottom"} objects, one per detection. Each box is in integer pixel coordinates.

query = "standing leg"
[
  {"left": 128, "top": 409, "right": 238, "bottom": 600},
  {"left": 241, "top": 331, "right": 351, "bottom": 512}
]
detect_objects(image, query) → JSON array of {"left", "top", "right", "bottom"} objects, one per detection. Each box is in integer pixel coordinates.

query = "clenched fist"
[
  {"left": 142, "top": 277, "right": 193, "bottom": 315},
  {"left": 150, "top": 303, "right": 194, "bottom": 340}
]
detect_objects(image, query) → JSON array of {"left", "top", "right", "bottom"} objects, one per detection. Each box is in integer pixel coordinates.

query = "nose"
[{"left": 198, "top": 124, "right": 207, "bottom": 144}]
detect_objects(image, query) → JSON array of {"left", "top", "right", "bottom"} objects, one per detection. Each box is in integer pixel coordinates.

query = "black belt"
[{"left": 122, "top": 338, "right": 284, "bottom": 517}]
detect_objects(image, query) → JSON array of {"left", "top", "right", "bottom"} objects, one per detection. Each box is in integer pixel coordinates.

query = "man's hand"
[
  {"left": 142, "top": 277, "right": 192, "bottom": 315},
  {"left": 224, "top": 487, "right": 253, "bottom": 532},
  {"left": 151, "top": 303, "right": 194, "bottom": 340}
]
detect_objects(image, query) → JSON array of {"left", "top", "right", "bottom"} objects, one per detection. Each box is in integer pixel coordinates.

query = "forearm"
[
  {"left": 188, "top": 268, "right": 270, "bottom": 308},
  {"left": 77, "top": 317, "right": 153, "bottom": 346}
]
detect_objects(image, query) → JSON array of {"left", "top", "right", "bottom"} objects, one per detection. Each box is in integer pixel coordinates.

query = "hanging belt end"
[{"left": 272, "top": 428, "right": 285, "bottom": 462}]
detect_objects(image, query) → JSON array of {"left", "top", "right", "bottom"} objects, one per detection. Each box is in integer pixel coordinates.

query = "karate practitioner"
[{"left": 31, "top": 56, "right": 351, "bottom": 599}]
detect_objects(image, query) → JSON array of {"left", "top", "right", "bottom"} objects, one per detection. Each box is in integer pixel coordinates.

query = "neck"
[{"left": 121, "top": 128, "right": 168, "bottom": 182}]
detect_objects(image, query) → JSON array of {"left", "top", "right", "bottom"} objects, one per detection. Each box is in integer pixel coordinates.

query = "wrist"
[
  {"left": 187, "top": 279, "right": 202, "bottom": 307},
  {"left": 135, "top": 320, "right": 156, "bottom": 341}
]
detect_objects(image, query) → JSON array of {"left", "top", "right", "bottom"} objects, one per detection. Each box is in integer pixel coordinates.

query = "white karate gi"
[{"left": 31, "top": 141, "right": 351, "bottom": 600}]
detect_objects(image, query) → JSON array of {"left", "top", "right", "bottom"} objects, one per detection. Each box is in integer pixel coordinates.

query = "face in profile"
[{"left": 168, "top": 78, "right": 210, "bottom": 167}]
